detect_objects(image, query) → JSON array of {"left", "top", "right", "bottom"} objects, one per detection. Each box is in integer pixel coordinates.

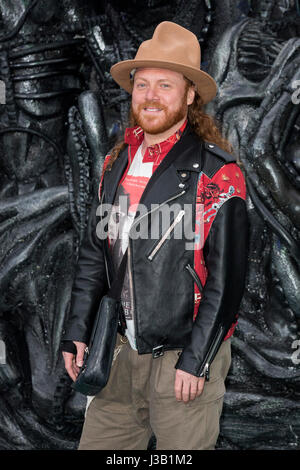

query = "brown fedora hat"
[{"left": 110, "top": 21, "right": 217, "bottom": 104}]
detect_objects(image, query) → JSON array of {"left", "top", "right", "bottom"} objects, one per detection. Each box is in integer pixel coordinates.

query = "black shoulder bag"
[{"left": 72, "top": 250, "right": 128, "bottom": 396}]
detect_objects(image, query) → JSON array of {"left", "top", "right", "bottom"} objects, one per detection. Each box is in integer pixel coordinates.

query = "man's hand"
[
  {"left": 62, "top": 341, "right": 87, "bottom": 382},
  {"left": 174, "top": 369, "right": 205, "bottom": 403}
]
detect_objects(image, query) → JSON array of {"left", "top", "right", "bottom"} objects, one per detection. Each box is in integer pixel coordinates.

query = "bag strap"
[{"left": 106, "top": 249, "right": 128, "bottom": 301}]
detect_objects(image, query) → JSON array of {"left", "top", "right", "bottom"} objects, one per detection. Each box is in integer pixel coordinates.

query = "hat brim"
[{"left": 110, "top": 59, "right": 217, "bottom": 104}]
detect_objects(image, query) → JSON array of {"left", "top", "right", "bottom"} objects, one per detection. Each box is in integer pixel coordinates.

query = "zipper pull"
[
  {"left": 174, "top": 209, "right": 185, "bottom": 223},
  {"left": 203, "top": 363, "right": 210, "bottom": 381}
]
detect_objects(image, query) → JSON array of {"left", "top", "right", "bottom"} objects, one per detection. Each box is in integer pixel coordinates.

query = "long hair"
[{"left": 105, "top": 80, "right": 234, "bottom": 172}]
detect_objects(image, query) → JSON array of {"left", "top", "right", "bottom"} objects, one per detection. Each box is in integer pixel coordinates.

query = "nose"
[{"left": 145, "top": 85, "right": 159, "bottom": 101}]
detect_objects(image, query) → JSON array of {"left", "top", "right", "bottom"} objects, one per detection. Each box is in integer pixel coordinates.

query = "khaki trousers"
[{"left": 78, "top": 335, "right": 231, "bottom": 450}]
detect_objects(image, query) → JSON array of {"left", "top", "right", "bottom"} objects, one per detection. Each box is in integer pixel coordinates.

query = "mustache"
[{"left": 137, "top": 101, "right": 167, "bottom": 112}]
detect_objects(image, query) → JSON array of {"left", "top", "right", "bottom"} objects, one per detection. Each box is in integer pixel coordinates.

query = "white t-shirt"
[{"left": 108, "top": 144, "right": 154, "bottom": 350}]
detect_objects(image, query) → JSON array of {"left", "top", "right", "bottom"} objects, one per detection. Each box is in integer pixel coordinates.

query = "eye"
[
  {"left": 160, "top": 83, "right": 171, "bottom": 88},
  {"left": 135, "top": 83, "right": 146, "bottom": 89}
]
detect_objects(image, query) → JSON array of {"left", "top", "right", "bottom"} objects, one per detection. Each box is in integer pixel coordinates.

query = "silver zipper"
[
  {"left": 130, "top": 190, "right": 186, "bottom": 234},
  {"left": 128, "top": 189, "right": 186, "bottom": 343},
  {"left": 127, "top": 235, "right": 141, "bottom": 346},
  {"left": 203, "top": 363, "right": 209, "bottom": 380},
  {"left": 147, "top": 209, "right": 185, "bottom": 261},
  {"left": 200, "top": 325, "right": 225, "bottom": 380},
  {"left": 104, "top": 253, "right": 111, "bottom": 289},
  {"left": 185, "top": 263, "right": 203, "bottom": 293}
]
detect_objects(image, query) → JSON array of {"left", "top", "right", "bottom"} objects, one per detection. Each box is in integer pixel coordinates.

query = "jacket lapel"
[
  {"left": 139, "top": 124, "right": 203, "bottom": 210},
  {"left": 103, "top": 146, "right": 128, "bottom": 204}
]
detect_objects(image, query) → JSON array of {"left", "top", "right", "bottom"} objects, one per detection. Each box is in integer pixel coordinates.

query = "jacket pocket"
[
  {"left": 147, "top": 209, "right": 185, "bottom": 261},
  {"left": 185, "top": 263, "right": 203, "bottom": 294}
]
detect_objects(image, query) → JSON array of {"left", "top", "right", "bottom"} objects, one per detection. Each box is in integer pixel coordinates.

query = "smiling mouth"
[{"left": 143, "top": 107, "right": 163, "bottom": 112}]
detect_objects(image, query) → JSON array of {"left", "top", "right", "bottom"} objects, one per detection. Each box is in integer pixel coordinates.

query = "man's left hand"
[{"left": 174, "top": 369, "right": 205, "bottom": 403}]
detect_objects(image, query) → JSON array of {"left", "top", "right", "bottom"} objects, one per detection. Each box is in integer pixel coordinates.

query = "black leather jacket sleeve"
[
  {"left": 175, "top": 196, "right": 249, "bottom": 378},
  {"left": 62, "top": 193, "right": 109, "bottom": 345}
]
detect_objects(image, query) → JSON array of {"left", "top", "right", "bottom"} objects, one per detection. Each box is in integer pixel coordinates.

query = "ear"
[{"left": 187, "top": 86, "right": 196, "bottom": 106}]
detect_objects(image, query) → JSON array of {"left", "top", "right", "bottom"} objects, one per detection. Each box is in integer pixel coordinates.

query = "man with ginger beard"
[
  {"left": 62, "top": 21, "right": 249, "bottom": 450},
  {"left": 131, "top": 67, "right": 191, "bottom": 136}
]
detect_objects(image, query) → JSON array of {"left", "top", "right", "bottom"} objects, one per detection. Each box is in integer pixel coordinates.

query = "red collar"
[{"left": 124, "top": 120, "right": 187, "bottom": 164}]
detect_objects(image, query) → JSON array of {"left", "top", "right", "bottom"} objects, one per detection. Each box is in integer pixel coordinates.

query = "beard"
[{"left": 131, "top": 95, "right": 188, "bottom": 135}]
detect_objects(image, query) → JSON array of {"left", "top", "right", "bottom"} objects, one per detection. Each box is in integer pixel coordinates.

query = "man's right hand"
[{"left": 62, "top": 341, "right": 87, "bottom": 382}]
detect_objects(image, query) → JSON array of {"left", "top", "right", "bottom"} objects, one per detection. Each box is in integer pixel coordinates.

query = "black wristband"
[{"left": 61, "top": 340, "right": 77, "bottom": 354}]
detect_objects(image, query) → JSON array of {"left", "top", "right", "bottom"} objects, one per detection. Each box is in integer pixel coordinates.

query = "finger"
[
  {"left": 63, "top": 352, "right": 77, "bottom": 381},
  {"left": 62, "top": 351, "right": 74, "bottom": 371},
  {"left": 75, "top": 349, "right": 84, "bottom": 367},
  {"left": 74, "top": 342, "right": 86, "bottom": 367},
  {"left": 72, "top": 358, "right": 80, "bottom": 376},
  {"left": 71, "top": 355, "right": 85, "bottom": 381},
  {"left": 73, "top": 364, "right": 81, "bottom": 380},
  {"left": 196, "top": 378, "right": 205, "bottom": 396},
  {"left": 76, "top": 357, "right": 84, "bottom": 367},
  {"left": 174, "top": 374, "right": 183, "bottom": 401},
  {"left": 189, "top": 380, "right": 198, "bottom": 401},
  {"left": 70, "top": 365, "right": 78, "bottom": 381},
  {"left": 182, "top": 380, "right": 191, "bottom": 403}
]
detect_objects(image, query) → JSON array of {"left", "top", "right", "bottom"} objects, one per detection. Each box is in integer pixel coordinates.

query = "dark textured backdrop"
[{"left": 0, "top": 0, "right": 299, "bottom": 450}]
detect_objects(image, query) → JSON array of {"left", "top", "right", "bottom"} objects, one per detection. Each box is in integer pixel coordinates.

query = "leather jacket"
[{"left": 62, "top": 123, "right": 249, "bottom": 379}]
